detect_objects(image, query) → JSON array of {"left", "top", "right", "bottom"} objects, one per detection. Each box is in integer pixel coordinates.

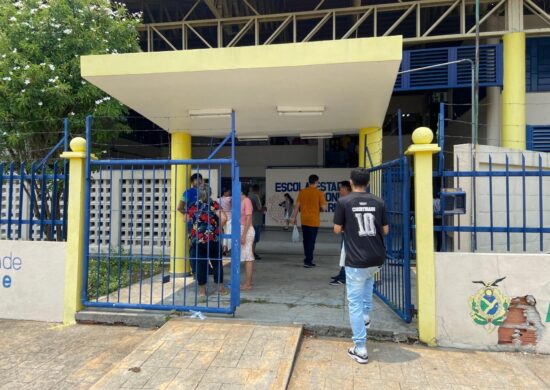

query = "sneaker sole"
[{"left": 347, "top": 350, "right": 369, "bottom": 364}]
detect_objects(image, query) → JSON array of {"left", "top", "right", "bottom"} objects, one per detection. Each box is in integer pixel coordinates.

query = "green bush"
[{"left": 87, "top": 255, "right": 167, "bottom": 299}]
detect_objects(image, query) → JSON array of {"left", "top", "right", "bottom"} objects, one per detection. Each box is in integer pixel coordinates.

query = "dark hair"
[
  {"left": 350, "top": 168, "right": 370, "bottom": 187},
  {"left": 284, "top": 193, "right": 294, "bottom": 204},
  {"left": 241, "top": 183, "right": 250, "bottom": 195},
  {"left": 252, "top": 184, "right": 260, "bottom": 191},
  {"left": 308, "top": 174, "right": 319, "bottom": 184},
  {"left": 190, "top": 173, "right": 203, "bottom": 182},
  {"left": 222, "top": 187, "right": 231, "bottom": 196},
  {"left": 339, "top": 180, "right": 352, "bottom": 192}
]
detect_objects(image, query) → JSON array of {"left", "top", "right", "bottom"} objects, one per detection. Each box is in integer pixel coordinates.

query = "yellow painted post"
[
  {"left": 358, "top": 127, "right": 382, "bottom": 168},
  {"left": 60, "top": 137, "right": 87, "bottom": 325},
  {"left": 405, "top": 127, "right": 440, "bottom": 346},
  {"left": 501, "top": 32, "right": 526, "bottom": 149},
  {"left": 170, "top": 132, "right": 191, "bottom": 277}
]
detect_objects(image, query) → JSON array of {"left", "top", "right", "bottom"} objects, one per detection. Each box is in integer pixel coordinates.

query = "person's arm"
[
  {"left": 381, "top": 201, "right": 389, "bottom": 236},
  {"left": 241, "top": 214, "right": 252, "bottom": 245},
  {"left": 333, "top": 201, "right": 345, "bottom": 235},
  {"left": 177, "top": 200, "right": 186, "bottom": 215},
  {"left": 220, "top": 210, "right": 227, "bottom": 227},
  {"left": 320, "top": 191, "right": 328, "bottom": 212}
]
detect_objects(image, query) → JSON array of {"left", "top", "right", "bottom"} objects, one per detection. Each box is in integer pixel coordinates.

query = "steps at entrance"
[
  {"left": 77, "top": 308, "right": 169, "bottom": 328},
  {"left": 90, "top": 318, "right": 302, "bottom": 389}
]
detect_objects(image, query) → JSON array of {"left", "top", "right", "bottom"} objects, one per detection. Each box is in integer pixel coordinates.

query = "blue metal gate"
[
  {"left": 81, "top": 114, "right": 242, "bottom": 314},
  {"left": 368, "top": 157, "right": 413, "bottom": 323}
]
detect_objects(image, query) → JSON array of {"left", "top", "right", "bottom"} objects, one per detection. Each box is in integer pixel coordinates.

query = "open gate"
[
  {"left": 368, "top": 156, "right": 414, "bottom": 322},
  {"left": 81, "top": 114, "right": 242, "bottom": 314}
]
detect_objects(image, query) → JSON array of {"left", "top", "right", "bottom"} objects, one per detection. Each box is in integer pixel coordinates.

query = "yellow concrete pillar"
[
  {"left": 502, "top": 32, "right": 526, "bottom": 149},
  {"left": 60, "top": 137, "right": 87, "bottom": 325},
  {"left": 358, "top": 127, "right": 382, "bottom": 168},
  {"left": 170, "top": 132, "right": 192, "bottom": 277},
  {"left": 405, "top": 127, "right": 440, "bottom": 346}
]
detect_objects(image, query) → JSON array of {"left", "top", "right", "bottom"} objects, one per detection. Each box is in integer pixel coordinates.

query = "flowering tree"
[{"left": 0, "top": 0, "right": 142, "bottom": 161}]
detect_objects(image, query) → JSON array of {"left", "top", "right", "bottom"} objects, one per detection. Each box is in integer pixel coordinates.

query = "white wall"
[
  {"left": 0, "top": 241, "right": 66, "bottom": 322},
  {"left": 527, "top": 92, "right": 550, "bottom": 126},
  {"left": 193, "top": 144, "right": 319, "bottom": 178},
  {"left": 453, "top": 144, "right": 550, "bottom": 253},
  {"left": 435, "top": 252, "right": 550, "bottom": 354}
]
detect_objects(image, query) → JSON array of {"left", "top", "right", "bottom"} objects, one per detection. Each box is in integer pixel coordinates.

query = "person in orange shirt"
[{"left": 291, "top": 174, "right": 328, "bottom": 268}]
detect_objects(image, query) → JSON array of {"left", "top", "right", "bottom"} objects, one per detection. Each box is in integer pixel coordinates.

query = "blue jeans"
[{"left": 345, "top": 266, "right": 379, "bottom": 349}]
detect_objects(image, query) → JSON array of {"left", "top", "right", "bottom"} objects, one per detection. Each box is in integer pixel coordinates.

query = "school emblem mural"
[{"left": 468, "top": 277, "right": 510, "bottom": 333}]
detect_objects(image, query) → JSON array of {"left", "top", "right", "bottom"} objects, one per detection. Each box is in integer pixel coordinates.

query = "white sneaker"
[
  {"left": 348, "top": 347, "right": 369, "bottom": 364},
  {"left": 364, "top": 314, "right": 371, "bottom": 329}
]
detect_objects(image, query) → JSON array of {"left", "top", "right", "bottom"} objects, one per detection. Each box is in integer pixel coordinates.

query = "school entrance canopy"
[{"left": 80, "top": 36, "right": 402, "bottom": 137}]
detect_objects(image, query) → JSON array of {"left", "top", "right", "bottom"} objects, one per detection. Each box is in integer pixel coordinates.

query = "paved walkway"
[
  {"left": 91, "top": 319, "right": 301, "bottom": 389},
  {"left": 0, "top": 320, "right": 153, "bottom": 390},
  {"left": 288, "top": 336, "right": 550, "bottom": 389}
]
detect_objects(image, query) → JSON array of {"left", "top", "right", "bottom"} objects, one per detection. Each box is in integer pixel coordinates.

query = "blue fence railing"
[
  {"left": 367, "top": 156, "right": 413, "bottom": 323},
  {"left": 82, "top": 114, "right": 242, "bottom": 315},
  {"left": 0, "top": 120, "right": 69, "bottom": 241},
  {"left": 436, "top": 103, "right": 550, "bottom": 253}
]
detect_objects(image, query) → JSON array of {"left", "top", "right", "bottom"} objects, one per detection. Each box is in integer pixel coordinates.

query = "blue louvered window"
[
  {"left": 527, "top": 38, "right": 550, "bottom": 92},
  {"left": 395, "top": 44, "right": 503, "bottom": 92},
  {"left": 527, "top": 126, "right": 550, "bottom": 152}
]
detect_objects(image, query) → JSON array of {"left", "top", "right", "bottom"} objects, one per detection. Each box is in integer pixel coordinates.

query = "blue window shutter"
[{"left": 527, "top": 125, "right": 550, "bottom": 152}]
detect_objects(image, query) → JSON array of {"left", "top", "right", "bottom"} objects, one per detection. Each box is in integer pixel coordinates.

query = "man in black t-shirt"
[{"left": 333, "top": 168, "right": 388, "bottom": 364}]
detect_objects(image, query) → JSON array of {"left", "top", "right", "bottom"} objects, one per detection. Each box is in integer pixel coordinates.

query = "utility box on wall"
[{"left": 438, "top": 188, "right": 466, "bottom": 215}]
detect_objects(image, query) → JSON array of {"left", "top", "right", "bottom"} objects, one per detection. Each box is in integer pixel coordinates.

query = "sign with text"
[
  {"left": 265, "top": 168, "right": 351, "bottom": 228},
  {"left": 0, "top": 241, "right": 65, "bottom": 322}
]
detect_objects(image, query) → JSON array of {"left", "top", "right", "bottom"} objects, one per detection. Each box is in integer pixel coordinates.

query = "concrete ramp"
[{"left": 91, "top": 318, "right": 302, "bottom": 390}]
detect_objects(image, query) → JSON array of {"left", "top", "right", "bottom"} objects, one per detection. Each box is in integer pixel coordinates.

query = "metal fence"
[
  {"left": 0, "top": 122, "right": 69, "bottom": 241},
  {"left": 436, "top": 104, "right": 550, "bottom": 253},
  {"left": 368, "top": 156, "right": 413, "bottom": 323},
  {"left": 82, "top": 115, "right": 242, "bottom": 314}
]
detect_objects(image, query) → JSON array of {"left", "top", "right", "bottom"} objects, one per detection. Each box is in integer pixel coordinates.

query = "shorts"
[
  {"left": 240, "top": 225, "right": 255, "bottom": 262},
  {"left": 253, "top": 225, "right": 261, "bottom": 243}
]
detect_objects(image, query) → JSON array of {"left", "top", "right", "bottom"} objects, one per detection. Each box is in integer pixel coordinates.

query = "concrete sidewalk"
[
  {"left": 0, "top": 319, "right": 549, "bottom": 389},
  {"left": 289, "top": 336, "right": 550, "bottom": 389}
]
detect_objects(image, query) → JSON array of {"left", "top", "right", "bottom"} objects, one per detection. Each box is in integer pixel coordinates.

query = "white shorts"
[{"left": 240, "top": 225, "right": 256, "bottom": 262}]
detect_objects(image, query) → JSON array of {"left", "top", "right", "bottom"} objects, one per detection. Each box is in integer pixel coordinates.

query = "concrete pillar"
[
  {"left": 60, "top": 137, "right": 87, "bottom": 324},
  {"left": 170, "top": 132, "right": 191, "bottom": 277},
  {"left": 502, "top": 32, "right": 526, "bottom": 149},
  {"left": 405, "top": 127, "right": 440, "bottom": 346},
  {"left": 485, "top": 86, "right": 501, "bottom": 146},
  {"left": 359, "top": 127, "right": 382, "bottom": 168}
]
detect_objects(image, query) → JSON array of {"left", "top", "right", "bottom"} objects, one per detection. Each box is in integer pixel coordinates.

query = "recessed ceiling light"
[
  {"left": 277, "top": 106, "right": 325, "bottom": 116},
  {"left": 238, "top": 135, "right": 269, "bottom": 141},
  {"left": 188, "top": 108, "right": 232, "bottom": 118},
  {"left": 300, "top": 133, "right": 333, "bottom": 139}
]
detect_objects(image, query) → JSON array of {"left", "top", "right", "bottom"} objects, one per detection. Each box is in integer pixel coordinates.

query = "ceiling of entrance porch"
[{"left": 81, "top": 37, "right": 402, "bottom": 137}]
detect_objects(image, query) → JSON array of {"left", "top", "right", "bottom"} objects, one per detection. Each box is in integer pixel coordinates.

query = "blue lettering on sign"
[
  {"left": 1, "top": 252, "right": 23, "bottom": 288},
  {"left": 275, "top": 182, "right": 301, "bottom": 192},
  {"left": 2, "top": 275, "right": 11, "bottom": 288}
]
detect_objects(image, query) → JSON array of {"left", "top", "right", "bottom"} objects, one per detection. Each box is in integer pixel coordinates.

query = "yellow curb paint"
[{"left": 405, "top": 127, "right": 440, "bottom": 346}]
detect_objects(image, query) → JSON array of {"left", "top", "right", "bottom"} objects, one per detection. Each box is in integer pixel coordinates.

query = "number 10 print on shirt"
[{"left": 355, "top": 212, "right": 376, "bottom": 237}]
